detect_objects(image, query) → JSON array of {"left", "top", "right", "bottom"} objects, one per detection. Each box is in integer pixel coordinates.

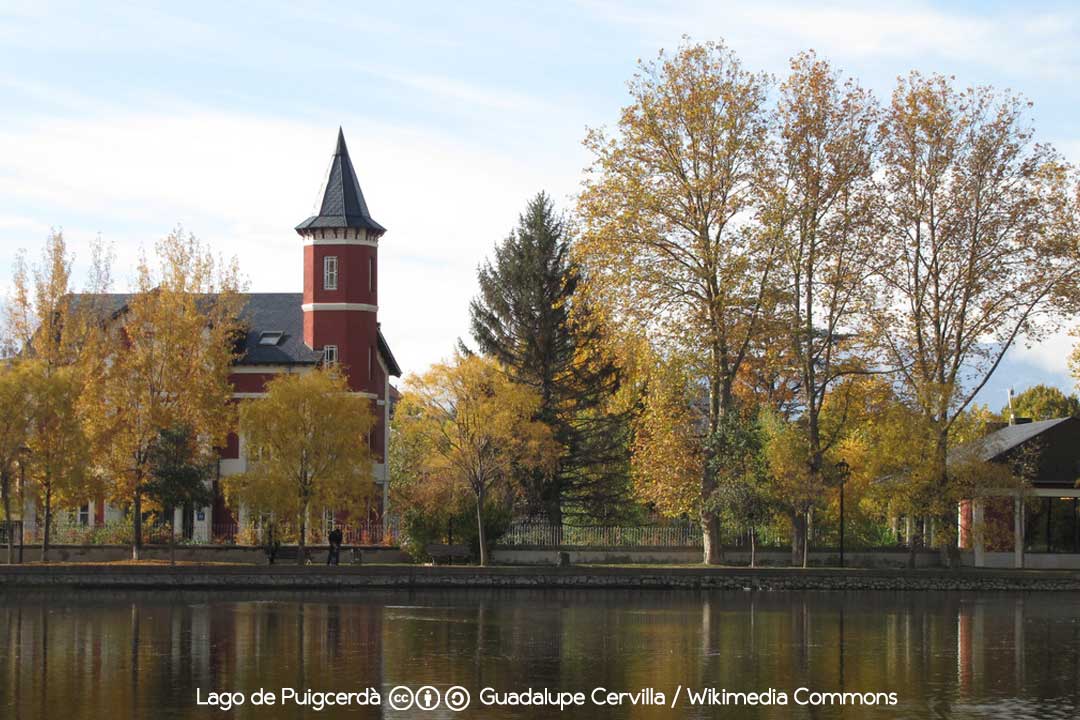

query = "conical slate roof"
[{"left": 296, "top": 128, "right": 386, "bottom": 234}]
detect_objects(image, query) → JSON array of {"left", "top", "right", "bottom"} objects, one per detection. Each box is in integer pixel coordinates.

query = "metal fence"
[
  {"left": 500, "top": 520, "right": 703, "bottom": 548},
  {"left": 22, "top": 517, "right": 399, "bottom": 547}
]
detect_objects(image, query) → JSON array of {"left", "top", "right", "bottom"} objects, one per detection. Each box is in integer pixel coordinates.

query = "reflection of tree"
[{"left": 0, "top": 589, "right": 1076, "bottom": 718}]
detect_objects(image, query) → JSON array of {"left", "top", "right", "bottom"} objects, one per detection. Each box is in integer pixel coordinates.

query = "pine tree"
[{"left": 469, "top": 192, "right": 630, "bottom": 524}]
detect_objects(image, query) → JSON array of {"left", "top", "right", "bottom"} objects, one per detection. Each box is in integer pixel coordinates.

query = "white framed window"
[
  {"left": 78, "top": 503, "right": 90, "bottom": 526},
  {"left": 324, "top": 256, "right": 338, "bottom": 290},
  {"left": 324, "top": 345, "right": 338, "bottom": 365}
]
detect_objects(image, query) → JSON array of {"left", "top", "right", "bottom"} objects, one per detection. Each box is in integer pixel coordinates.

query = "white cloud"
[
  {"left": 579, "top": 0, "right": 1080, "bottom": 82},
  {"left": 0, "top": 106, "right": 583, "bottom": 376},
  {"left": 1008, "top": 328, "right": 1077, "bottom": 378}
]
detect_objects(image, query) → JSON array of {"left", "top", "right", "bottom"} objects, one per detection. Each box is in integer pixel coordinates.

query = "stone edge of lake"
[{"left": 1, "top": 565, "right": 1079, "bottom": 591}]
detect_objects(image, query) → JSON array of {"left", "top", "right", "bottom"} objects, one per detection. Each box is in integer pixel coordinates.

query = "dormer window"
[
  {"left": 258, "top": 331, "right": 284, "bottom": 346},
  {"left": 323, "top": 345, "right": 338, "bottom": 365},
  {"left": 324, "top": 256, "right": 338, "bottom": 290}
]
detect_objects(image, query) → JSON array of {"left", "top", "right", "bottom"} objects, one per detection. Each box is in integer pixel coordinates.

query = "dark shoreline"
[{"left": 1, "top": 564, "right": 1078, "bottom": 591}]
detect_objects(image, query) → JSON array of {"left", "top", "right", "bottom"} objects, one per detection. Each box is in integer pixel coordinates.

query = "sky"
[{"left": 1, "top": 0, "right": 1079, "bottom": 409}]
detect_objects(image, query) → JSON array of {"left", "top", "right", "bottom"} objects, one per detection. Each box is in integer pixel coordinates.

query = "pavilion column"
[
  {"left": 972, "top": 500, "right": 985, "bottom": 568},
  {"left": 1013, "top": 495, "right": 1024, "bottom": 569}
]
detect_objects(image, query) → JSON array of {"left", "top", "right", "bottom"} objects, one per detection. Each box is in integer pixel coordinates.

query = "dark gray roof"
[
  {"left": 949, "top": 417, "right": 1073, "bottom": 464},
  {"left": 235, "top": 293, "right": 322, "bottom": 365},
  {"left": 72, "top": 292, "right": 400, "bottom": 373},
  {"left": 295, "top": 128, "right": 386, "bottom": 235},
  {"left": 378, "top": 325, "right": 401, "bottom": 377}
]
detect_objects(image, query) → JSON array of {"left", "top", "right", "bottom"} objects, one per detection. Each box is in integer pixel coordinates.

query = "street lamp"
[{"left": 836, "top": 459, "right": 850, "bottom": 569}]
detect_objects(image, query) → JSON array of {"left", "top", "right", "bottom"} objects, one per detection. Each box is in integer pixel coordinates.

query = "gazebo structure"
[{"left": 956, "top": 417, "right": 1080, "bottom": 569}]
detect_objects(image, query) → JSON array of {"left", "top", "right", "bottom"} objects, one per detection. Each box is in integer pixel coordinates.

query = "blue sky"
[{"left": 1, "top": 0, "right": 1079, "bottom": 409}]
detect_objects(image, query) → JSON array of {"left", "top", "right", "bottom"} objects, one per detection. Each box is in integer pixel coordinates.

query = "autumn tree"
[
  {"left": 85, "top": 229, "right": 243, "bottom": 560},
  {"left": 393, "top": 354, "right": 557, "bottom": 565},
  {"left": 144, "top": 425, "right": 215, "bottom": 565},
  {"left": 629, "top": 357, "right": 703, "bottom": 520},
  {"left": 227, "top": 367, "right": 375, "bottom": 565},
  {"left": 1004, "top": 384, "right": 1079, "bottom": 421},
  {"left": 470, "top": 192, "right": 629, "bottom": 522},
  {"left": 0, "top": 361, "right": 34, "bottom": 564},
  {"left": 763, "top": 51, "right": 880, "bottom": 560},
  {"left": 7, "top": 231, "right": 110, "bottom": 560},
  {"left": 871, "top": 73, "right": 1080, "bottom": 541},
  {"left": 26, "top": 365, "right": 93, "bottom": 560},
  {"left": 577, "top": 39, "right": 774, "bottom": 563}
]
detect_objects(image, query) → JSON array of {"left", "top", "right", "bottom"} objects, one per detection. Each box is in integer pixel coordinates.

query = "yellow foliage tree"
[
  {"left": 630, "top": 358, "right": 702, "bottom": 518},
  {"left": 227, "top": 367, "right": 376, "bottom": 564},
  {"left": 85, "top": 229, "right": 243, "bottom": 559},
  {"left": 873, "top": 72, "right": 1080, "bottom": 520},
  {"left": 393, "top": 354, "right": 557, "bottom": 565},
  {"left": 763, "top": 51, "right": 880, "bottom": 560},
  {"left": 577, "top": 39, "right": 774, "bottom": 563},
  {"left": 0, "top": 360, "right": 35, "bottom": 564},
  {"left": 7, "top": 231, "right": 109, "bottom": 559}
]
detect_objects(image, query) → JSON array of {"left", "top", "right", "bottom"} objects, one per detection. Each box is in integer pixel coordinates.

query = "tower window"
[
  {"left": 324, "top": 256, "right": 338, "bottom": 290},
  {"left": 323, "top": 345, "right": 338, "bottom": 365}
]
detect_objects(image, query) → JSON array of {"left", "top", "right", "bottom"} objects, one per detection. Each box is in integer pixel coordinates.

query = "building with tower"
[{"left": 25, "top": 128, "right": 400, "bottom": 541}]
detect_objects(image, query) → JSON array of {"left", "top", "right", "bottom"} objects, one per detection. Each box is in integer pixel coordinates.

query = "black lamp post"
[{"left": 836, "top": 459, "right": 850, "bottom": 568}]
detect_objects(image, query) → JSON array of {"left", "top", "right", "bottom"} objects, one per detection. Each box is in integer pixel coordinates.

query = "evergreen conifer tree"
[{"left": 470, "top": 192, "right": 630, "bottom": 523}]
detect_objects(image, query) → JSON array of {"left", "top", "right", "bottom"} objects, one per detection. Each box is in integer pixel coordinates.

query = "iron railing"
[
  {"left": 20, "top": 517, "right": 399, "bottom": 547},
  {"left": 500, "top": 520, "right": 703, "bottom": 548}
]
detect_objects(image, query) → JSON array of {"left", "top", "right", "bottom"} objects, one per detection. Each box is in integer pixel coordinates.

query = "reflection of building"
[
  {"left": 956, "top": 417, "right": 1080, "bottom": 568},
  {"left": 23, "top": 129, "right": 401, "bottom": 541}
]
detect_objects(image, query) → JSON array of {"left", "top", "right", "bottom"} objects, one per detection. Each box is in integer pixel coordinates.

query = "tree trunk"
[
  {"left": 701, "top": 511, "right": 722, "bottom": 565},
  {"left": 476, "top": 489, "right": 488, "bottom": 567},
  {"left": 42, "top": 487, "right": 52, "bottom": 563},
  {"left": 2, "top": 470, "right": 12, "bottom": 565},
  {"left": 790, "top": 512, "right": 805, "bottom": 566},
  {"left": 169, "top": 518, "right": 176, "bottom": 567},
  {"left": 749, "top": 527, "right": 757, "bottom": 568},
  {"left": 297, "top": 512, "right": 307, "bottom": 566},
  {"left": 132, "top": 490, "right": 142, "bottom": 561},
  {"left": 802, "top": 510, "right": 811, "bottom": 568}
]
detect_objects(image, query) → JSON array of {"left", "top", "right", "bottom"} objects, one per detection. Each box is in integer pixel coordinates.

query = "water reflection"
[{"left": 1, "top": 589, "right": 1078, "bottom": 719}]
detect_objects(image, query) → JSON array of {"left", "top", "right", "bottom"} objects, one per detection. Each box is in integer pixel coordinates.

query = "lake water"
[{"left": 1, "top": 589, "right": 1077, "bottom": 718}]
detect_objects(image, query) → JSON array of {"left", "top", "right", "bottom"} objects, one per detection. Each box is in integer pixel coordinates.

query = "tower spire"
[{"left": 296, "top": 128, "right": 386, "bottom": 234}]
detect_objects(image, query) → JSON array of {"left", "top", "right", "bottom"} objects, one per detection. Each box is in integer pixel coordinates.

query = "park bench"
[{"left": 425, "top": 543, "right": 471, "bottom": 565}]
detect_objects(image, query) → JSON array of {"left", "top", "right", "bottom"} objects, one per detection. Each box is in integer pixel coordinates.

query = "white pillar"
[
  {"left": 1013, "top": 495, "right": 1024, "bottom": 569},
  {"left": 973, "top": 500, "right": 985, "bottom": 568}
]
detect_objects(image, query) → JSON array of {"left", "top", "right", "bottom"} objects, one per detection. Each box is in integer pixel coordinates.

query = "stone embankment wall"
[
  {"left": 491, "top": 547, "right": 943, "bottom": 568},
  {"left": 2, "top": 565, "right": 1078, "bottom": 591}
]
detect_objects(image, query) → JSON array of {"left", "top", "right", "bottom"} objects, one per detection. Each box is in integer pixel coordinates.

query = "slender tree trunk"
[
  {"left": 298, "top": 511, "right": 307, "bottom": 566},
  {"left": 803, "top": 510, "right": 811, "bottom": 568},
  {"left": 701, "top": 452, "right": 723, "bottom": 565},
  {"left": 749, "top": 527, "right": 757, "bottom": 569},
  {"left": 2, "top": 470, "right": 12, "bottom": 565},
  {"left": 42, "top": 487, "right": 52, "bottom": 563},
  {"left": 132, "top": 489, "right": 142, "bottom": 561},
  {"left": 476, "top": 487, "right": 488, "bottom": 567},
  {"left": 169, "top": 517, "right": 176, "bottom": 567}
]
